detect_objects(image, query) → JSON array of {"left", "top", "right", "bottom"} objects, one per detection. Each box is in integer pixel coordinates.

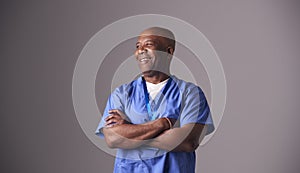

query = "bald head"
[{"left": 140, "top": 27, "right": 175, "bottom": 50}]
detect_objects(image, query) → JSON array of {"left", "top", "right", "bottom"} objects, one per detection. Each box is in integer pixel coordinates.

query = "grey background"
[{"left": 1, "top": 0, "right": 300, "bottom": 173}]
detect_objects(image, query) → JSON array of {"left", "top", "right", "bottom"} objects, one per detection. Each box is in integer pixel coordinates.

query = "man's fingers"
[
  {"left": 110, "top": 109, "right": 129, "bottom": 121},
  {"left": 109, "top": 109, "right": 125, "bottom": 117},
  {"left": 105, "top": 114, "right": 124, "bottom": 125},
  {"left": 105, "top": 117, "right": 121, "bottom": 126},
  {"left": 105, "top": 114, "right": 121, "bottom": 121},
  {"left": 105, "top": 119, "right": 116, "bottom": 126},
  {"left": 113, "top": 109, "right": 122, "bottom": 115},
  {"left": 108, "top": 109, "right": 120, "bottom": 115},
  {"left": 105, "top": 110, "right": 131, "bottom": 126}
]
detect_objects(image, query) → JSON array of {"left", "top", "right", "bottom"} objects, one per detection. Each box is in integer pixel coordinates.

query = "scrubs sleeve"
[
  {"left": 180, "top": 86, "right": 215, "bottom": 135},
  {"left": 95, "top": 87, "right": 125, "bottom": 138}
]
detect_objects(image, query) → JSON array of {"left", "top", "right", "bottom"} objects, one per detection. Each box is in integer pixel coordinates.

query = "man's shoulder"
[
  {"left": 112, "top": 77, "right": 141, "bottom": 96},
  {"left": 171, "top": 75, "right": 202, "bottom": 91}
]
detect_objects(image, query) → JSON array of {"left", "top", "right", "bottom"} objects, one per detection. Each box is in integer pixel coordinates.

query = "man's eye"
[
  {"left": 136, "top": 45, "right": 140, "bottom": 49},
  {"left": 145, "top": 43, "right": 153, "bottom": 46}
]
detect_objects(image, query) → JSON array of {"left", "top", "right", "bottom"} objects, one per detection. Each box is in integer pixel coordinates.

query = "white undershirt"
[{"left": 146, "top": 78, "right": 169, "bottom": 100}]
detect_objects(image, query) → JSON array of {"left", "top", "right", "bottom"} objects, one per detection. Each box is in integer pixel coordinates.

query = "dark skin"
[
  {"left": 103, "top": 110, "right": 171, "bottom": 149},
  {"left": 102, "top": 28, "right": 207, "bottom": 151}
]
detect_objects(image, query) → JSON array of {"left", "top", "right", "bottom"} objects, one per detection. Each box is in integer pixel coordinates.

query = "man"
[{"left": 95, "top": 27, "right": 214, "bottom": 173}]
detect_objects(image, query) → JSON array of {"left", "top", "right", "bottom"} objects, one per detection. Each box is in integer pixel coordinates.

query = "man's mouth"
[{"left": 138, "top": 57, "right": 151, "bottom": 63}]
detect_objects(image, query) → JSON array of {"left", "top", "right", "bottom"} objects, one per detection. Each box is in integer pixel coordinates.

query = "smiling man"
[{"left": 95, "top": 27, "right": 214, "bottom": 173}]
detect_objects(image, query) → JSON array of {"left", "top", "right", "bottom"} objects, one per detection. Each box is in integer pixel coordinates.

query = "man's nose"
[{"left": 137, "top": 46, "right": 147, "bottom": 55}]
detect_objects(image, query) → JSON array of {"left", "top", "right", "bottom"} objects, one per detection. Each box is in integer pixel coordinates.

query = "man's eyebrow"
[
  {"left": 144, "top": 39, "right": 155, "bottom": 43},
  {"left": 136, "top": 39, "right": 156, "bottom": 45}
]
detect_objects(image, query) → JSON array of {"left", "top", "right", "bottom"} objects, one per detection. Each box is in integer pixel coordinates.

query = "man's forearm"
[
  {"left": 103, "top": 118, "right": 170, "bottom": 149},
  {"left": 146, "top": 124, "right": 207, "bottom": 152}
]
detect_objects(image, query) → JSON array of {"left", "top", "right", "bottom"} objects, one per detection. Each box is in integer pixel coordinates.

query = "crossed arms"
[{"left": 102, "top": 109, "right": 207, "bottom": 152}]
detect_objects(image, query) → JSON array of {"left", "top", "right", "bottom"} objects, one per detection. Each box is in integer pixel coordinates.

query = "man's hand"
[{"left": 105, "top": 109, "right": 131, "bottom": 127}]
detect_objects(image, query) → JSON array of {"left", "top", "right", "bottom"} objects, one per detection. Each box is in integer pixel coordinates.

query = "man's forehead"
[
  {"left": 137, "top": 34, "right": 163, "bottom": 42},
  {"left": 139, "top": 27, "right": 174, "bottom": 40}
]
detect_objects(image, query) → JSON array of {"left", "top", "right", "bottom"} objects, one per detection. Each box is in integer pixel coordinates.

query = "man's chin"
[
  {"left": 142, "top": 70, "right": 168, "bottom": 77},
  {"left": 142, "top": 70, "right": 157, "bottom": 77}
]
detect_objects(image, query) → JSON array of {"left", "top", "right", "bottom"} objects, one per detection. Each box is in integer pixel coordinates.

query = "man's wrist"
[
  {"left": 155, "top": 117, "right": 172, "bottom": 131},
  {"left": 163, "top": 117, "right": 173, "bottom": 129}
]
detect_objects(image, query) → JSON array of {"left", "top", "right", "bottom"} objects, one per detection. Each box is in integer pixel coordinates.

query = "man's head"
[{"left": 135, "top": 27, "right": 175, "bottom": 76}]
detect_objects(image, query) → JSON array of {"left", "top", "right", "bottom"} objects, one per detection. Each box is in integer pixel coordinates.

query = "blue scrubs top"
[{"left": 96, "top": 75, "right": 214, "bottom": 173}]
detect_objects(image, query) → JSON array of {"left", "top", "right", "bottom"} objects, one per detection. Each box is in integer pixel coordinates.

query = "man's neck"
[{"left": 143, "top": 71, "right": 170, "bottom": 84}]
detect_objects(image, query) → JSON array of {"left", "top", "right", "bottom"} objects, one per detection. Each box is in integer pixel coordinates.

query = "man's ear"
[{"left": 167, "top": 47, "right": 174, "bottom": 55}]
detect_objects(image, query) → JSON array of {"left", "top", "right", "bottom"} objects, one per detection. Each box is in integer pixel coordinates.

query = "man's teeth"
[{"left": 140, "top": 57, "right": 151, "bottom": 62}]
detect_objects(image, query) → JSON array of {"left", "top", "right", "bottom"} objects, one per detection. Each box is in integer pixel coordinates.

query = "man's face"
[{"left": 135, "top": 34, "right": 171, "bottom": 76}]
